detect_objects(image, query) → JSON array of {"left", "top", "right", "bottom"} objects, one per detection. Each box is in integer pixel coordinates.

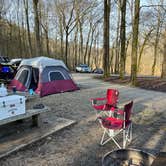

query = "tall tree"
[
  {"left": 78, "top": 18, "right": 84, "bottom": 64},
  {"left": 84, "top": 21, "right": 92, "bottom": 64},
  {"left": 138, "top": 28, "right": 153, "bottom": 71},
  {"left": 114, "top": 1, "right": 121, "bottom": 74},
  {"left": 130, "top": 0, "right": 140, "bottom": 86},
  {"left": 41, "top": 2, "right": 50, "bottom": 56},
  {"left": 33, "top": 0, "right": 42, "bottom": 56},
  {"left": 103, "top": 0, "right": 110, "bottom": 78},
  {"left": 55, "top": 0, "right": 76, "bottom": 67},
  {"left": 151, "top": 2, "right": 164, "bottom": 75},
  {"left": 55, "top": 3, "right": 64, "bottom": 60},
  {"left": 119, "top": 0, "right": 127, "bottom": 79},
  {"left": 161, "top": 29, "right": 166, "bottom": 78},
  {"left": 23, "top": 0, "right": 33, "bottom": 57}
]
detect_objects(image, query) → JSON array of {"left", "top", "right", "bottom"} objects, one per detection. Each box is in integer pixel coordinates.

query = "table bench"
[{"left": 0, "top": 106, "right": 50, "bottom": 127}]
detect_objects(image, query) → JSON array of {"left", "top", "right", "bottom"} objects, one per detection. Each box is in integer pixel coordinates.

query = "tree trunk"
[
  {"left": 79, "top": 19, "right": 83, "bottom": 64},
  {"left": 119, "top": 0, "right": 127, "bottom": 79},
  {"left": 88, "top": 28, "right": 95, "bottom": 66},
  {"left": 84, "top": 22, "right": 92, "bottom": 64},
  {"left": 138, "top": 29, "right": 153, "bottom": 71},
  {"left": 103, "top": 0, "right": 110, "bottom": 78},
  {"left": 33, "top": 0, "right": 42, "bottom": 56},
  {"left": 60, "top": 27, "right": 64, "bottom": 60},
  {"left": 130, "top": 0, "right": 140, "bottom": 86},
  {"left": 45, "top": 29, "right": 49, "bottom": 56},
  {"left": 23, "top": 0, "right": 33, "bottom": 57},
  {"left": 54, "top": 34, "right": 58, "bottom": 58},
  {"left": 94, "top": 29, "right": 100, "bottom": 68},
  {"left": 16, "top": 0, "right": 22, "bottom": 57},
  {"left": 21, "top": 12, "right": 27, "bottom": 58},
  {"left": 96, "top": 29, "right": 100, "bottom": 67},
  {"left": 110, "top": 46, "right": 114, "bottom": 73},
  {"left": 161, "top": 30, "right": 166, "bottom": 78},
  {"left": 74, "top": 27, "right": 78, "bottom": 67},
  {"left": 114, "top": 2, "right": 120, "bottom": 74},
  {"left": 152, "top": 11, "right": 161, "bottom": 75},
  {"left": 18, "top": 24, "right": 22, "bottom": 57},
  {"left": 65, "top": 28, "right": 69, "bottom": 67}
]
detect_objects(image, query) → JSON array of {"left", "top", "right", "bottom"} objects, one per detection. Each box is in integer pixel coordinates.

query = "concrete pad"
[{"left": 0, "top": 117, "right": 76, "bottom": 159}]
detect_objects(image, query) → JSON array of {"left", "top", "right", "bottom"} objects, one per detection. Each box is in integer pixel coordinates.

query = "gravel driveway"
[{"left": 0, "top": 73, "right": 166, "bottom": 166}]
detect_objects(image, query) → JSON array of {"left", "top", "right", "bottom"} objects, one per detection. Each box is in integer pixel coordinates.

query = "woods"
[{"left": 0, "top": 0, "right": 166, "bottom": 84}]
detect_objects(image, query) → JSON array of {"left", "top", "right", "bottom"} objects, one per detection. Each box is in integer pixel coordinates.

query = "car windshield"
[{"left": 80, "top": 64, "right": 88, "bottom": 68}]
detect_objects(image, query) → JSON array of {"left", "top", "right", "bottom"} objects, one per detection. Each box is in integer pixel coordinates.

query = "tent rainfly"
[{"left": 10, "top": 57, "right": 79, "bottom": 97}]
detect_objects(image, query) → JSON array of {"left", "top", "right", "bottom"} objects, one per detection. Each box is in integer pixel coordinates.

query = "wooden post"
[{"left": 32, "top": 115, "right": 39, "bottom": 127}]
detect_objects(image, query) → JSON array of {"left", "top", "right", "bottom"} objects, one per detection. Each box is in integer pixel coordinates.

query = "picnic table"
[
  {"left": 0, "top": 92, "right": 50, "bottom": 127},
  {"left": 0, "top": 106, "right": 50, "bottom": 127}
]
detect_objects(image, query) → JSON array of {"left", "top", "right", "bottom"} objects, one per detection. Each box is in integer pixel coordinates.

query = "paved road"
[{"left": 0, "top": 73, "right": 166, "bottom": 166}]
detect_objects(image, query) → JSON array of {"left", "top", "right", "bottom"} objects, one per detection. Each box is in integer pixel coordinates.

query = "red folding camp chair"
[
  {"left": 90, "top": 89, "right": 119, "bottom": 118},
  {"left": 98, "top": 101, "right": 133, "bottom": 149}
]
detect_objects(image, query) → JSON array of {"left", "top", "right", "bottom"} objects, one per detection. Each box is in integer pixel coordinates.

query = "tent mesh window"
[{"left": 49, "top": 71, "right": 65, "bottom": 81}]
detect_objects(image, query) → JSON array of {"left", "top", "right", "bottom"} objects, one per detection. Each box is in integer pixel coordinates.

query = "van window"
[{"left": 49, "top": 71, "right": 65, "bottom": 81}]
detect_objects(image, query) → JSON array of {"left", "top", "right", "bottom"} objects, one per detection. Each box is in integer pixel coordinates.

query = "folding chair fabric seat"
[{"left": 99, "top": 117, "right": 131, "bottom": 130}]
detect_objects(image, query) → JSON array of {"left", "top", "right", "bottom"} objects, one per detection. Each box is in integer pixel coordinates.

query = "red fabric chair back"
[
  {"left": 124, "top": 101, "right": 133, "bottom": 122},
  {"left": 106, "top": 89, "right": 119, "bottom": 106}
]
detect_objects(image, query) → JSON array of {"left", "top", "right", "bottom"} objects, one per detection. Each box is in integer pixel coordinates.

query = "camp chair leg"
[
  {"left": 112, "top": 137, "right": 122, "bottom": 149},
  {"left": 123, "top": 129, "right": 126, "bottom": 149},
  {"left": 126, "top": 124, "right": 132, "bottom": 142},
  {"left": 100, "top": 130, "right": 112, "bottom": 145},
  {"left": 100, "top": 129, "right": 122, "bottom": 149},
  {"left": 123, "top": 123, "right": 132, "bottom": 148},
  {"left": 129, "top": 123, "right": 132, "bottom": 142}
]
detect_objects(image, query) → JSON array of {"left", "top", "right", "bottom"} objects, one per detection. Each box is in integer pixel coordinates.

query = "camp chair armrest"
[
  {"left": 90, "top": 97, "right": 106, "bottom": 101},
  {"left": 90, "top": 97, "right": 107, "bottom": 105}
]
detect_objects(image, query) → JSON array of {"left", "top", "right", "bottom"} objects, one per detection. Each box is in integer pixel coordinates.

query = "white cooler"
[{"left": 0, "top": 95, "right": 26, "bottom": 120}]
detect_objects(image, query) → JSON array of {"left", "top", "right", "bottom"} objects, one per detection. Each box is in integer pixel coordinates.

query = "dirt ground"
[{"left": 0, "top": 73, "right": 166, "bottom": 166}]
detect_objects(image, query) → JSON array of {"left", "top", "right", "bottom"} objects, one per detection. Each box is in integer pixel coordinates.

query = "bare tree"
[
  {"left": 40, "top": 1, "right": 50, "bottom": 56},
  {"left": 119, "top": 0, "right": 127, "bottom": 79},
  {"left": 130, "top": 0, "right": 140, "bottom": 86},
  {"left": 23, "top": 0, "right": 33, "bottom": 57},
  {"left": 137, "top": 28, "right": 153, "bottom": 71},
  {"left": 55, "top": 0, "right": 77, "bottom": 67},
  {"left": 84, "top": 21, "right": 92, "bottom": 64},
  {"left": 55, "top": 3, "right": 64, "bottom": 59},
  {"left": 161, "top": 29, "right": 166, "bottom": 78},
  {"left": 151, "top": 1, "right": 164, "bottom": 75},
  {"left": 33, "top": 0, "right": 42, "bottom": 56},
  {"left": 87, "top": 24, "right": 96, "bottom": 66},
  {"left": 114, "top": 1, "right": 121, "bottom": 74},
  {"left": 103, "top": 0, "right": 110, "bottom": 78}
]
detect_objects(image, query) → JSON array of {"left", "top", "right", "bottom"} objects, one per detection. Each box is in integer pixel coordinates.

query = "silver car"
[{"left": 76, "top": 64, "right": 91, "bottom": 73}]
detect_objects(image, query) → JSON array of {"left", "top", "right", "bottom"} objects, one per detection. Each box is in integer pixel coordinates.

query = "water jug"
[{"left": 0, "top": 83, "right": 8, "bottom": 97}]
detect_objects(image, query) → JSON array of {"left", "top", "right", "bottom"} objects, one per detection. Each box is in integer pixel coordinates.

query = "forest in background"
[{"left": 0, "top": 0, "right": 166, "bottom": 77}]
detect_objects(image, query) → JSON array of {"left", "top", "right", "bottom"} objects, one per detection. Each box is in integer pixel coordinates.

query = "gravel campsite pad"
[{"left": 0, "top": 73, "right": 166, "bottom": 166}]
